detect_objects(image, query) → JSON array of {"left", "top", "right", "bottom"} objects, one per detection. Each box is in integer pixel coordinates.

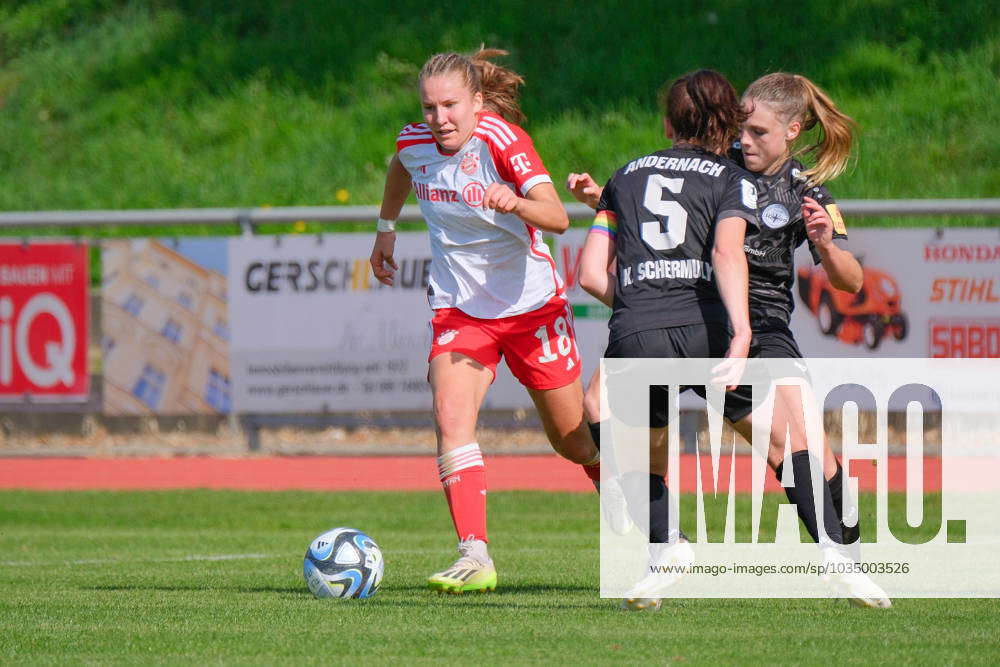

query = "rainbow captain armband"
[
  {"left": 590, "top": 210, "right": 617, "bottom": 238},
  {"left": 376, "top": 217, "right": 397, "bottom": 233}
]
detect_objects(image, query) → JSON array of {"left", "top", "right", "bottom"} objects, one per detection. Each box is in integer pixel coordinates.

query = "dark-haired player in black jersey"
[
  {"left": 570, "top": 71, "right": 891, "bottom": 609},
  {"left": 577, "top": 70, "right": 757, "bottom": 611}
]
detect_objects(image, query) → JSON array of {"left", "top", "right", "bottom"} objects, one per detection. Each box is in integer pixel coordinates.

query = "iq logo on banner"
[{"left": 0, "top": 243, "right": 89, "bottom": 400}]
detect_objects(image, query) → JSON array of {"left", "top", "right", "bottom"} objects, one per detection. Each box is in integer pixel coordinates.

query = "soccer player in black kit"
[
  {"left": 577, "top": 69, "right": 757, "bottom": 611},
  {"left": 572, "top": 71, "right": 891, "bottom": 609}
]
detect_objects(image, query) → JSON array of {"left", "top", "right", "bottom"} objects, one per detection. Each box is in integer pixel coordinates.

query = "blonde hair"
[
  {"left": 418, "top": 48, "right": 525, "bottom": 124},
  {"left": 743, "top": 73, "right": 855, "bottom": 184}
]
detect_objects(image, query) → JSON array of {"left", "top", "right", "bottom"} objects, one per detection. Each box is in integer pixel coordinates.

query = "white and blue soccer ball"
[{"left": 303, "top": 527, "right": 384, "bottom": 599}]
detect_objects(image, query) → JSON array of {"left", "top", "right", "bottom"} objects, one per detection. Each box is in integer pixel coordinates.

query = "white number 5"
[{"left": 640, "top": 175, "right": 687, "bottom": 250}]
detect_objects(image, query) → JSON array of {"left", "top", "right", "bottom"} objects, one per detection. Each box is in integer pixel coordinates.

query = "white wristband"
[{"left": 376, "top": 217, "right": 396, "bottom": 233}]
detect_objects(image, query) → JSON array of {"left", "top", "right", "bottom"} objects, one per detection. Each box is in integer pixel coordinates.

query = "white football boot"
[
  {"left": 621, "top": 540, "right": 695, "bottom": 611},
  {"left": 821, "top": 549, "right": 892, "bottom": 608},
  {"left": 427, "top": 538, "right": 497, "bottom": 594}
]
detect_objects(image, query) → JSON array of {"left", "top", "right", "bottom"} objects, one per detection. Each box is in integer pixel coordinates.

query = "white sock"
[{"left": 460, "top": 538, "right": 491, "bottom": 564}]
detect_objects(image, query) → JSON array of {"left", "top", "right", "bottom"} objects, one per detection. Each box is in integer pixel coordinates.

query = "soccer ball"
[{"left": 303, "top": 527, "right": 384, "bottom": 599}]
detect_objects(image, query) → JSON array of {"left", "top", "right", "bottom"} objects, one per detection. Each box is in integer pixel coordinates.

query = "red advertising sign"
[
  {"left": 0, "top": 242, "right": 89, "bottom": 400},
  {"left": 929, "top": 319, "right": 1000, "bottom": 358}
]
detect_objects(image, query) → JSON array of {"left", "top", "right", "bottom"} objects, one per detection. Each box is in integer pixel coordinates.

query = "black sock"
[
  {"left": 588, "top": 421, "right": 601, "bottom": 450},
  {"left": 622, "top": 472, "right": 686, "bottom": 543},
  {"left": 827, "top": 464, "right": 843, "bottom": 516},
  {"left": 827, "top": 464, "right": 860, "bottom": 544},
  {"left": 778, "top": 450, "right": 843, "bottom": 545},
  {"left": 588, "top": 420, "right": 623, "bottom": 478}
]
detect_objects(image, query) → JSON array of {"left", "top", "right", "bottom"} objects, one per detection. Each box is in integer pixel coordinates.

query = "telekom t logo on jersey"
[{"left": 509, "top": 152, "right": 533, "bottom": 176}]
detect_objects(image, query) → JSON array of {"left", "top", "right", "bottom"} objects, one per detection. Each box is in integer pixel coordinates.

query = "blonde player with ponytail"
[
  {"left": 739, "top": 72, "right": 861, "bottom": 295},
  {"left": 370, "top": 49, "right": 600, "bottom": 595},
  {"left": 726, "top": 72, "right": 890, "bottom": 607}
]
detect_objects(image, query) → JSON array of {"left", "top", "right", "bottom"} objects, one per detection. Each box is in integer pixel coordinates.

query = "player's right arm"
[
  {"left": 578, "top": 211, "right": 616, "bottom": 307},
  {"left": 370, "top": 154, "right": 411, "bottom": 287},
  {"left": 578, "top": 180, "right": 618, "bottom": 307}
]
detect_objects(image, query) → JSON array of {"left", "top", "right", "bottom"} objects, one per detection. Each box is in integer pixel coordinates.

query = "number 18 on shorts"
[{"left": 428, "top": 296, "right": 581, "bottom": 390}]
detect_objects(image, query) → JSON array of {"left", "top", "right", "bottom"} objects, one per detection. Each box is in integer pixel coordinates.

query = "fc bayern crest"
[{"left": 460, "top": 152, "right": 479, "bottom": 176}]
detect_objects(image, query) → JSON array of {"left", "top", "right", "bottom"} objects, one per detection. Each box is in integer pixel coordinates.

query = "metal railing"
[
  {"left": 1, "top": 198, "right": 997, "bottom": 453},
  {"left": 1, "top": 199, "right": 999, "bottom": 229}
]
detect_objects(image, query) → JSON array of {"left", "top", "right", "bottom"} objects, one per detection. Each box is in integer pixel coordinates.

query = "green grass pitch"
[{"left": 2, "top": 490, "right": 998, "bottom": 664}]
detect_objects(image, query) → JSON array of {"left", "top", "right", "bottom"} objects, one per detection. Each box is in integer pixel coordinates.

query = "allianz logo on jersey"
[
  {"left": 412, "top": 182, "right": 459, "bottom": 203},
  {"left": 412, "top": 181, "right": 486, "bottom": 207}
]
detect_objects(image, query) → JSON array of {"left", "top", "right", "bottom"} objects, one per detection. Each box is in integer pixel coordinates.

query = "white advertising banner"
[
  {"left": 553, "top": 228, "right": 611, "bottom": 383},
  {"left": 791, "top": 228, "right": 1000, "bottom": 357},
  {"left": 227, "top": 227, "right": 997, "bottom": 413},
  {"left": 556, "top": 226, "right": 1000, "bottom": 363},
  {"left": 228, "top": 232, "right": 532, "bottom": 412}
]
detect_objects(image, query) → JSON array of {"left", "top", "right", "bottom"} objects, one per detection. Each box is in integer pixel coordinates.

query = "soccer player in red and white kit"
[{"left": 369, "top": 49, "right": 600, "bottom": 594}]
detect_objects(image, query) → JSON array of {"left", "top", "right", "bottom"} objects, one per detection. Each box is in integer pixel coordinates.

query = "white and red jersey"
[{"left": 395, "top": 111, "right": 562, "bottom": 319}]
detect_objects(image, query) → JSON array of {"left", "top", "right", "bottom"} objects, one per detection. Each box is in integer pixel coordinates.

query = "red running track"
[{"left": 0, "top": 455, "right": 941, "bottom": 492}]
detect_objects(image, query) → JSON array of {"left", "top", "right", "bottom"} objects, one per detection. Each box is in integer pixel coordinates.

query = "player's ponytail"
[
  {"left": 418, "top": 48, "right": 526, "bottom": 125},
  {"left": 470, "top": 48, "right": 525, "bottom": 125},
  {"left": 744, "top": 73, "right": 856, "bottom": 184},
  {"left": 795, "top": 75, "right": 854, "bottom": 184},
  {"left": 660, "top": 70, "right": 747, "bottom": 154}
]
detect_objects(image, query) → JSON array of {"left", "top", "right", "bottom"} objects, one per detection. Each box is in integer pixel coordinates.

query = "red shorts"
[{"left": 428, "top": 296, "right": 582, "bottom": 390}]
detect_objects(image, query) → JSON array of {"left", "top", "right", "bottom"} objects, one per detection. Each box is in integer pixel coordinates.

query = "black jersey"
[
  {"left": 729, "top": 150, "right": 849, "bottom": 325},
  {"left": 595, "top": 145, "right": 759, "bottom": 343}
]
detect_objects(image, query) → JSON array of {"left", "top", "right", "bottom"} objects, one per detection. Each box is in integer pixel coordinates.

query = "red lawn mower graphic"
[{"left": 797, "top": 264, "right": 908, "bottom": 350}]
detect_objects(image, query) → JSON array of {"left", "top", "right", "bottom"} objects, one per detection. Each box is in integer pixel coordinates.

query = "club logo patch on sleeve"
[
  {"left": 825, "top": 203, "right": 847, "bottom": 235},
  {"left": 741, "top": 178, "right": 758, "bottom": 208}
]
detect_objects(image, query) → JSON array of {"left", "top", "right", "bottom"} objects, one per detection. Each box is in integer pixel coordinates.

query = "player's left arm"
[
  {"left": 483, "top": 180, "right": 570, "bottom": 234},
  {"left": 802, "top": 195, "right": 862, "bottom": 294},
  {"left": 566, "top": 172, "right": 604, "bottom": 210},
  {"left": 712, "top": 217, "right": 752, "bottom": 357},
  {"left": 712, "top": 216, "right": 752, "bottom": 390}
]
